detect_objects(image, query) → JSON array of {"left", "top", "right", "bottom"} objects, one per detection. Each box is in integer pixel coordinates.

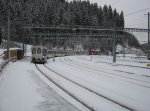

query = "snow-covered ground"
[
  {"left": 0, "top": 54, "right": 150, "bottom": 111},
  {"left": 0, "top": 49, "right": 5, "bottom": 63},
  {"left": 0, "top": 60, "right": 80, "bottom": 111}
]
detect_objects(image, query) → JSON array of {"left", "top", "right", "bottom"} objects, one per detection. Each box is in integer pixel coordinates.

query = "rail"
[
  {"left": 43, "top": 64, "right": 133, "bottom": 111},
  {"left": 35, "top": 64, "right": 95, "bottom": 111}
]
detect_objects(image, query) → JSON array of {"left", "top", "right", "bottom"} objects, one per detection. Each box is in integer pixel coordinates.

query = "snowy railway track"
[
  {"left": 35, "top": 64, "right": 133, "bottom": 111},
  {"left": 95, "top": 60, "right": 150, "bottom": 69},
  {"left": 65, "top": 58, "right": 150, "bottom": 82},
  {"left": 63, "top": 58, "right": 150, "bottom": 89},
  {"left": 35, "top": 64, "right": 95, "bottom": 111},
  {"left": 77, "top": 56, "right": 150, "bottom": 69},
  {"left": 95, "top": 56, "right": 150, "bottom": 65}
]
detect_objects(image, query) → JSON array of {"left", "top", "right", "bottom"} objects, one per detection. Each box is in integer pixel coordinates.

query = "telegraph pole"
[
  {"left": 7, "top": 0, "right": 10, "bottom": 60},
  {"left": 113, "top": 22, "right": 116, "bottom": 63},
  {"left": 148, "top": 12, "right": 150, "bottom": 60}
]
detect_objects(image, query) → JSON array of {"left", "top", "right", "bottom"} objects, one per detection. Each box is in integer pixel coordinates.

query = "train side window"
[
  {"left": 32, "top": 48, "right": 36, "bottom": 54},
  {"left": 37, "top": 48, "right": 41, "bottom": 54},
  {"left": 42, "top": 49, "right": 47, "bottom": 54}
]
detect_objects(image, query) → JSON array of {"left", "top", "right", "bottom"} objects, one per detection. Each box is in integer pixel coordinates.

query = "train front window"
[
  {"left": 37, "top": 48, "right": 41, "bottom": 54},
  {"left": 32, "top": 48, "right": 36, "bottom": 54}
]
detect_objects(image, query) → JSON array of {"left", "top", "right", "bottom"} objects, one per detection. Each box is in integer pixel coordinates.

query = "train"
[
  {"left": 31, "top": 46, "right": 47, "bottom": 64},
  {"left": 47, "top": 50, "right": 87, "bottom": 58}
]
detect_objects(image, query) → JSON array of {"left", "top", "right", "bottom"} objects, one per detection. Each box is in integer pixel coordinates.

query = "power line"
[
  {"left": 111, "top": 0, "right": 121, "bottom": 6},
  {"left": 125, "top": 8, "right": 150, "bottom": 17}
]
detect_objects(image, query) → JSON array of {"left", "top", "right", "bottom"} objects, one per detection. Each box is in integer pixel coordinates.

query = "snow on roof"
[{"left": 3, "top": 47, "right": 22, "bottom": 51}]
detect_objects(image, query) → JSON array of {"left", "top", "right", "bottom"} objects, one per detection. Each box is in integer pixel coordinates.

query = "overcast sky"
[{"left": 67, "top": 0, "right": 150, "bottom": 43}]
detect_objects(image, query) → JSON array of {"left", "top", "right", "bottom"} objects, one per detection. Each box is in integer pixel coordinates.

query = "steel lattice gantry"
[
  {"left": 22, "top": 26, "right": 149, "bottom": 51},
  {"left": 23, "top": 26, "right": 125, "bottom": 50}
]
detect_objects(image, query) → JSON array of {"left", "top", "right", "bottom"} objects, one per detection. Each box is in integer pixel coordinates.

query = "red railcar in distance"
[{"left": 89, "top": 50, "right": 97, "bottom": 55}]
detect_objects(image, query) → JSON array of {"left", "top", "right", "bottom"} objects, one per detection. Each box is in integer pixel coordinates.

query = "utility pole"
[
  {"left": 7, "top": 0, "right": 10, "bottom": 60},
  {"left": 113, "top": 22, "right": 116, "bottom": 63},
  {"left": 22, "top": 30, "right": 25, "bottom": 58},
  {"left": 148, "top": 12, "right": 150, "bottom": 60},
  {"left": 123, "top": 31, "right": 125, "bottom": 58},
  {"left": 145, "top": 12, "right": 150, "bottom": 60}
]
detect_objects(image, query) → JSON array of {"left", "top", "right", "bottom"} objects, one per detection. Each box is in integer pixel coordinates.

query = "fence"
[{"left": 0, "top": 57, "right": 17, "bottom": 73}]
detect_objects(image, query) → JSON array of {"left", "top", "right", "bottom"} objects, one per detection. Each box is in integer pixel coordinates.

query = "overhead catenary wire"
[
  {"left": 125, "top": 8, "right": 150, "bottom": 17},
  {"left": 111, "top": 0, "right": 121, "bottom": 6}
]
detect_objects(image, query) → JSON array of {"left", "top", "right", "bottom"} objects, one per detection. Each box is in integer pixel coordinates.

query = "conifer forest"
[{"left": 0, "top": 0, "right": 140, "bottom": 50}]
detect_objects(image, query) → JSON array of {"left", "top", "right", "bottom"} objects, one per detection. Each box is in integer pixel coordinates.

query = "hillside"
[{"left": 0, "top": 0, "right": 139, "bottom": 50}]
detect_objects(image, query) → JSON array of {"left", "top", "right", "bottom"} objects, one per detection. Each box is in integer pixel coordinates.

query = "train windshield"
[
  {"left": 32, "top": 48, "right": 36, "bottom": 54},
  {"left": 37, "top": 48, "right": 41, "bottom": 54}
]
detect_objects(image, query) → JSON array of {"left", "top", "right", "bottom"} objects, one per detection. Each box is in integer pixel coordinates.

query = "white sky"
[
  {"left": 67, "top": 0, "right": 150, "bottom": 28},
  {"left": 67, "top": 0, "right": 150, "bottom": 44}
]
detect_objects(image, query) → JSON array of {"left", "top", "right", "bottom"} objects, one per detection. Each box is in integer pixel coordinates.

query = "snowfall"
[{"left": 0, "top": 48, "right": 150, "bottom": 111}]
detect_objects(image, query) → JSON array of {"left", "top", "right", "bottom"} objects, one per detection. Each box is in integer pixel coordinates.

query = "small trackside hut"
[
  {"left": 31, "top": 46, "right": 47, "bottom": 64},
  {"left": 3, "top": 48, "right": 23, "bottom": 60}
]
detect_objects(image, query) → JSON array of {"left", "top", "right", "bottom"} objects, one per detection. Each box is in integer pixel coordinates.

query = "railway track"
[
  {"left": 35, "top": 64, "right": 94, "bottom": 111},
  {"left": 95, "top": 59, "right": 150, "bottom": 69},
  {"left": 35, "top": 63, "right": 133, "bottom": 111},
  {"left": 93, "top": 56, "right": 149, "bottom": 63},
  {"left": 64, "top": 58, "right": 150, "bottom": 83},
  {"left": 75, "top": 56, "right": 150, "bottom": 75},
  {"left": 99, "top": 61, "right": 150, "bottom": 69},
  {"left": 76, "top": 56, "right": 150, "bottom": 69},
  {"left": 60, "top": 59, "right": 150, "bottom": 88},
  {"left": 74, "top": 56, "right": 150, "bottom": 75}
]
